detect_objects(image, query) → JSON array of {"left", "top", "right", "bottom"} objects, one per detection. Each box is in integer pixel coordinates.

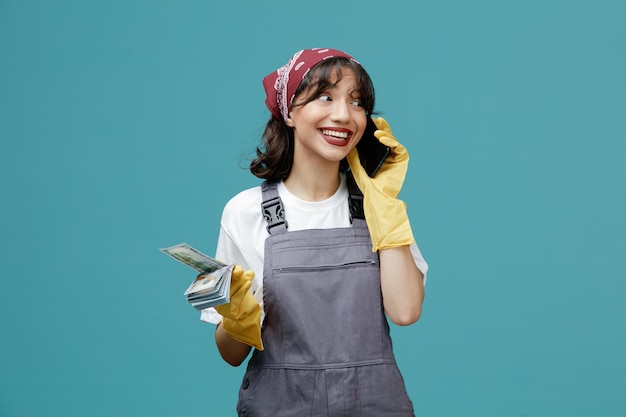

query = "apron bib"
[{"left": 236, "top": 180, "right": 415, "bottom": 417}]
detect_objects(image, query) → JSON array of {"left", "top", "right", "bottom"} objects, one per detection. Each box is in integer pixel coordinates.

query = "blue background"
[{"left": 1, "top": 1, "right": 624, "bottom": 416}]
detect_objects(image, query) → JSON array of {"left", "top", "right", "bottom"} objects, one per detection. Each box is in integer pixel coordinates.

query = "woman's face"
[{"left": 286, "top": 68, "right": 367, "bottom": 170}]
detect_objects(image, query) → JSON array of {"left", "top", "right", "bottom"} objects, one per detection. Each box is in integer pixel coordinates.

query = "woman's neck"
[{"left": 284, "top": 163, "right": 341, "bottom": 202}]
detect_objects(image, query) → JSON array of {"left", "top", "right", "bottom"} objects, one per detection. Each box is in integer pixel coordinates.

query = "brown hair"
[{"left": 250, "top": 57, "right": 375, "bottom": 181}]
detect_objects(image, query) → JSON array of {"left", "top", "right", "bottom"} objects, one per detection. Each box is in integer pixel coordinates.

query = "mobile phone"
[{"left": 356, "top": 117, "right": 391, "bottom": 177}]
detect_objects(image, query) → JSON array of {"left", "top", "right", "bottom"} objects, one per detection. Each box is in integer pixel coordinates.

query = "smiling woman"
[
  {"left": 252, "top": 51, "right": 375, "bottom": 183},
  {"left": 285, "top": 67, "right": 367, "bottom": 181},
  {"left": 199, "top": 48, "right": 429, "bottom": 416}
]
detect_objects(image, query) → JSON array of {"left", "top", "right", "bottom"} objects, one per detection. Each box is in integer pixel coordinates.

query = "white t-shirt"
[{"left": 200, "top": 174, "right": 428, "bottom": 324}]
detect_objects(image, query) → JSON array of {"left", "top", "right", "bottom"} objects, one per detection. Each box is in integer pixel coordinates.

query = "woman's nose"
[{"left": 330, "top": 99, "right": 350, "bottom": 123}]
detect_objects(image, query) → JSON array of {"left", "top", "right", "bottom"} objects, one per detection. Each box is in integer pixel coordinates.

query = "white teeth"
[{"left": 322, "top": 129, "right": 349, "bottom": 139}]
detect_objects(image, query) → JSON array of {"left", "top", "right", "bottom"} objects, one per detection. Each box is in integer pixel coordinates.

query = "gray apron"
[{"left": 236, "top": 179, "right": 415, "bottom": 417}]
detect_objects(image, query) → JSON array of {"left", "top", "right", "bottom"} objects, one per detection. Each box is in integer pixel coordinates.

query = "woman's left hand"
[
  {"left": 347, "top": 117, "right": 415, "bottom": 252},
  {"left": 367, "top": 117, "right": 409, "bottom": 197}
]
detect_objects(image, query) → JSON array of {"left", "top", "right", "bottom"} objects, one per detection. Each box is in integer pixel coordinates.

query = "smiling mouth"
[{"left": 321, "top": 129, "right": 350, "bottom": 140}]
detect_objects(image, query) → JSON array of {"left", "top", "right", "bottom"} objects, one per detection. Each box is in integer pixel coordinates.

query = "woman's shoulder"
[
  {"left": 222, "top": 185, "right": 263, "bottom": 218},
  {"left": 219, "top": 184, "right": 269, "bottom": 255}
]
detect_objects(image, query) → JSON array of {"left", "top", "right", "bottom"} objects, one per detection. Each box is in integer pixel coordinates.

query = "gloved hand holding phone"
[{"left": 347, "top": 116, "right": 415, "bottom": 252}]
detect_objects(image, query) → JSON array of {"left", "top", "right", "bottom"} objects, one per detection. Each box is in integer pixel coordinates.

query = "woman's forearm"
[
  {"left": 215, "top": 321, "right": 252, "bottom": 367},
  {"left": 379, "top": 245, "right": 425, "bottom": 326}
]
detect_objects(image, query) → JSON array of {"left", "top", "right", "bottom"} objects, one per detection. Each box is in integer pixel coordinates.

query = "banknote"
[
  {"left": 160, "top": 242, "right": 226, "bottom": 273},
  {"left": 160, "top": 242, "right": 232, "bottom": 309}
]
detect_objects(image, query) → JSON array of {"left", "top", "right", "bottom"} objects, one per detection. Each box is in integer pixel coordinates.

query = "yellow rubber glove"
[
  {"left": 214, "top": 266, "right": 264, "bottom": 350},
  {"left": 347, "top": 117, "right": 416, "bottom": 252}
]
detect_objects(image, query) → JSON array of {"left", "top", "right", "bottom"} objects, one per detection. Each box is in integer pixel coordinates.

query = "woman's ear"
[{"left": 285, "top": 114, "right": 295, "bottom": 128}]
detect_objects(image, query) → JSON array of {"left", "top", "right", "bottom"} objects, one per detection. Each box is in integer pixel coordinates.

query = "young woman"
[{"left": 201, "top": 48, "right": 428, "bottom": 416}]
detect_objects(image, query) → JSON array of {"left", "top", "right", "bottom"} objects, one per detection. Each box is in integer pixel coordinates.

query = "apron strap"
[
  {"left": 347, "top": 172, "right": 367, "bottom": 227},
  {"left": 261, "top": 175, "right": 367, "bottom": 233},
  {"left": 261, "top": 181, "right": 288, "bottom": 235}
]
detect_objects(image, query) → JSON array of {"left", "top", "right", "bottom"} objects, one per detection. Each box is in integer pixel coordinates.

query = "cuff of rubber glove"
[
  {"left": 222, "top": 318, "right": 264, "bottom": 351},
  {"left": 367, "top": 199, "right": 416, "bottom": 252}
]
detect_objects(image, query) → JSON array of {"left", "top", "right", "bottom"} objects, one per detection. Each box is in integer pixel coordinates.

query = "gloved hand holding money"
[{"left": 215, "top": 266, "right": 264, "bottom": 351}]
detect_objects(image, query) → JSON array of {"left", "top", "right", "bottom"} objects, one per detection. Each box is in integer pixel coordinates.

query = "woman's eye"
[
  {"left": 351, "top": 99, "right": 363, "bottom": 107},
  {"left": 318, "top": 94, "right": 332, "bottom": 102}
]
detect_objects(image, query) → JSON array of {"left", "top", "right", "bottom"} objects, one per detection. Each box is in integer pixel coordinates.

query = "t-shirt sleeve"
[
  {"left": 410, "top": 242, "right": 429, "bottom": 285},
  {"left": 200, "top": 187, "right": 265, "bottom": 325}
]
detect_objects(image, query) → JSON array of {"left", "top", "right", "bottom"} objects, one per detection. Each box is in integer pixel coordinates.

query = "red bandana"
[{"left": 262, "top": 48, "right": 360, "bottom": 121}]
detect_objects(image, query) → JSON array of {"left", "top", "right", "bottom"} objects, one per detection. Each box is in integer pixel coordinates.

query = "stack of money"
[
  {"left": 183, "top": 266, "right": 232, "bottom": 310},
  {"left": 160, "top": 243, "right": 233, "bottom": 310}
]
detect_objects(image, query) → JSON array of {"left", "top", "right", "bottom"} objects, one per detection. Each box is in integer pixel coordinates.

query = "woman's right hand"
[{"left": 214, "top": 266, "right": 264, "bottom": 351}]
